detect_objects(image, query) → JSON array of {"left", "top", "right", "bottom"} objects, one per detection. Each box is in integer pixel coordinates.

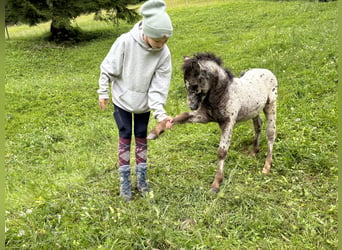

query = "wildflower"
[{"left": 18, "top": 230, "right": 25, "bottom": 237}]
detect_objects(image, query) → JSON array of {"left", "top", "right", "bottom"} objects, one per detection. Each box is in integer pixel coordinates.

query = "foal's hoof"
[
  {"left": 147, "top": 133, "right": 158, "bottom": 140},
  {"left": 210, "top": 188, "right": 219, "bottom": 193},
  {"left": 262, "top": 167, "right": 270, "bottom": 174}
]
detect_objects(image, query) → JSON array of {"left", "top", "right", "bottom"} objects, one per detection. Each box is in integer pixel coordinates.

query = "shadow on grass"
[
  {"left": 43, "top": 27, "right": 128, "bottom": 47},
  {"left": 9, "top": 25, "right": 131, "bottom": 48}
]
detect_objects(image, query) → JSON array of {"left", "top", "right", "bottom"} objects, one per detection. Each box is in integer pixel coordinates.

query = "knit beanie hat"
[{"left": 140, "top": 0, "right": 173, "bottom": 39}]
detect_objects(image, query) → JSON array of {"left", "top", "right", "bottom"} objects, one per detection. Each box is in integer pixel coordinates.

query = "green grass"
[{"left": 5, "top": 0, "right": 337, "bottom": 248}]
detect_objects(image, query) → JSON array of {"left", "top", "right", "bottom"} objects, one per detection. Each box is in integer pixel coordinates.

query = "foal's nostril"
[{"left": 188, "top": 97, "right": 199, "bottom": 110}]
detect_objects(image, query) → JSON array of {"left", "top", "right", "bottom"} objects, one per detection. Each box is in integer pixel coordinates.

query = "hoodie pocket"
[{"left": 119, "top": 88, "right": 148, "bottom": 112}]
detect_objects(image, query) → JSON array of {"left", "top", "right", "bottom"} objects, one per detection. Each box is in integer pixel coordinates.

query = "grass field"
[{"left": 5, "top": 0, "right": 338, "bottom": 248}]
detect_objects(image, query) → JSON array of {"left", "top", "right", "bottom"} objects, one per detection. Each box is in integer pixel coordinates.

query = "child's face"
[{"left": 144, "top": 35, "right": 169, "bottom": 49}]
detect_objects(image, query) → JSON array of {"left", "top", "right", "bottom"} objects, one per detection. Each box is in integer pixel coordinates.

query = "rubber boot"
[
  {"left": 118, "top": 165, "right": 132, "bottom": 201},
  {"left": 136, "top": 163, "right": 150, "bottom": 195}
]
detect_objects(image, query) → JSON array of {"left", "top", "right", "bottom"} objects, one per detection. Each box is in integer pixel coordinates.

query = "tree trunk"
[
  {"left": 50, "top": 18, "right": 79, "bottom": 42},
  {"left": 5, "top": 25, "right": 10, "bottom": 40}
]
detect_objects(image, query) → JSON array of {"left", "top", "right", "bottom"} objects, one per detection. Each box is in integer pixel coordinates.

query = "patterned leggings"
[{"left": 113, "top": 105, "right": 150, "bottom": 166}]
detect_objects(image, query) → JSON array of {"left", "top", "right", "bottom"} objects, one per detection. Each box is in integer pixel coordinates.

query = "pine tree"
[{"left": 5, "top": 0, "right": 143, "bottom": 42}]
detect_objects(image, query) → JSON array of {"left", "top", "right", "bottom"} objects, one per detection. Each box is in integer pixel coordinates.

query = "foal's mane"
[{"left": 182, "top": 52, "right": 235, "bottom": 80}]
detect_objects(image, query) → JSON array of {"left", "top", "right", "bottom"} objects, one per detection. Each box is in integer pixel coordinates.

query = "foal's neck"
[{"left": 216, "top": 66, "right": 232, "bottom": 91}]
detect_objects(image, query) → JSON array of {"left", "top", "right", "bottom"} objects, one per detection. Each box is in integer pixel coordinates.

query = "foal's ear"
[
  {"left": 183, "top": 56, "right": 191, "bottom": 61},
  {"left": 192, "top": 61, "right": 201, "bottom": 73}
]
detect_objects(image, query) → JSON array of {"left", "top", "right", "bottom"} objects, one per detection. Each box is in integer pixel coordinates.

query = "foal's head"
[{"left": 182, "top": 53, "right": 233, "bottom": 110}]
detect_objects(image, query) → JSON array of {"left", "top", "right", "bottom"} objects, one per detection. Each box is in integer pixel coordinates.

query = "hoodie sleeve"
[
  {"left": 148, "top": 53, "right": 172, "bottom": 122},
  {"left": 97, "top": 36, "right": 125, "bottom": 99}
]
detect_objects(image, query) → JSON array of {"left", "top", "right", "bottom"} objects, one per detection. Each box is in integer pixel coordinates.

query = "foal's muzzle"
[
  {"left": 187, "top": 94, "right": 201, "bottom": 110},
  {"left": 188, "top": 102, "right": 200, "bottom": 110}
]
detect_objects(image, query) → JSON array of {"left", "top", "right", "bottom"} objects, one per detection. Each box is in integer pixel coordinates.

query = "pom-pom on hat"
[{"left": 140, "top": 0, "right": 173, "bottom": 39}]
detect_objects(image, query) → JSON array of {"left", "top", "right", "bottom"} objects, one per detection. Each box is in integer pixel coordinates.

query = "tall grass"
[{"left": 5, "top": 0, "right": 337, "bottom": 248}]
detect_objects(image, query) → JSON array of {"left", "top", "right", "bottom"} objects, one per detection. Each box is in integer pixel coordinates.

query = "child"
[{"left": 97, "top": 0, "right": 173, "bottom": 201}]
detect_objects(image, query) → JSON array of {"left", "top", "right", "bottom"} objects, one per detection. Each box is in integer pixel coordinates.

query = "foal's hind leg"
[
  {"left": 250, "top": 115, "right": 262, "bottom": 157},
  {"left": 262, "top": 101, "right": 276, "bottom": 174}
]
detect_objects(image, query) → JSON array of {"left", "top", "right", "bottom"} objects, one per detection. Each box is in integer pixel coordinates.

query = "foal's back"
[{"left": 229, "top": 68, "right": 278, "bottom": 122}]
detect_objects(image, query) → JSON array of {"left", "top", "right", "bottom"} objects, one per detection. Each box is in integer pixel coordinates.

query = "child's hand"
[
  {"left": 164, "top": 116, "right": 174, "bottom": 129},
  {"left": 99, "top": 98, "right": 110, "bottom": 110}
]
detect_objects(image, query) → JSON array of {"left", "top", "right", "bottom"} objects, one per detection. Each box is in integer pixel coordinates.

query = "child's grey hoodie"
[{"left": 98, "top": 21, "right": 172, "bottom": 122}]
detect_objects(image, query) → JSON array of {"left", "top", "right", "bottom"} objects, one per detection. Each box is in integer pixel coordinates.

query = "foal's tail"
[{"left": 239, "top": 71, "right": 247, "bottom": 77}]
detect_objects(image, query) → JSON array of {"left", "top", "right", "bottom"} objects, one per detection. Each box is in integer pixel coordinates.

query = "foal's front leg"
[
  {"left": 211, "top": 120, "right": 236, "bottom": 193},
  {"left": 147, "top": 111, "right": 208, "bottom": 139},
  {"left": 147, "top": 112, "right": 191, "bottom": 139}
]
